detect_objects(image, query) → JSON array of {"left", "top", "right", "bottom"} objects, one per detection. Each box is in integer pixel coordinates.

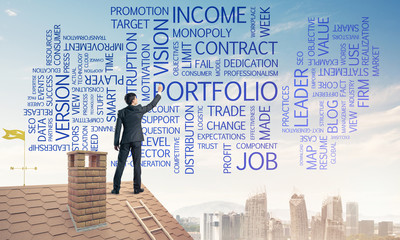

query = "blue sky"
[{"left": 1, "top": 0, "right": 400, "bottom": 222}]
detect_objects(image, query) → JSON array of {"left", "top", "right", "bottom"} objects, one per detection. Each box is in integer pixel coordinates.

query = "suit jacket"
[{"left": 114, "top": 94, "right": 161, "bottom": 146}]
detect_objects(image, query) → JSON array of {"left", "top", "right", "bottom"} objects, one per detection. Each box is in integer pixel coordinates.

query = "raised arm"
[{"left": 143, "top": 84, "right": 163, "bottom": 113}]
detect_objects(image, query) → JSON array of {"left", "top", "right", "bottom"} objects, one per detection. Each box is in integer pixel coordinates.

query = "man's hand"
[
  {"left": 157, "top": 84, "right": 163, "bottom": 93},
  {"left": 114, "top": 145, "right": 119, "bottom": 151}
]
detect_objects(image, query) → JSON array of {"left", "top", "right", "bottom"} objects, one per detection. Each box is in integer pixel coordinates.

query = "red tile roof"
[{"left": 0, "top": 182, "right": 193, "bottom": 240}]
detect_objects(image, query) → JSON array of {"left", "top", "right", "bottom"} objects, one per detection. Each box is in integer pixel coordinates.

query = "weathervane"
[{"left": 3, "top": 129, "right": 37, "bottom": 186}]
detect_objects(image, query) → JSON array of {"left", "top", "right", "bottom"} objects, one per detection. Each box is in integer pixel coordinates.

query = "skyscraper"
[
  {"left": 221, "top": 212, "right": 243, "bottom": 240},
  {"left": 201, "top": 213, "right": 221, "bottom": 240},
  {"left": 289, "top": 194, "right": 309, "bottom": 240},
  {"left": 321, "top": 196, "right": 345, "bottom": 240},
  {"left": 346, "top": 202, "right": 359, "bottom": 236},
  {"left": 221, "top": 214, "right": 231, "bottom": 240},
  {"left": 230, "top": 213, "right": 243, "bottom": 240},
  {"left": 243, "top": 192, "right": 269, "bottom": 240},
  {"left": 201, "top": 212, "right": 244, "bottom": 240}
]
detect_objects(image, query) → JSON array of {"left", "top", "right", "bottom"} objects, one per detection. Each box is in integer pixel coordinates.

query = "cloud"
[
  {"left": 370, "top": 83, "right": 400, "bottom": 110},
  {"left": 0, "top": 36, "right": 4, "bottom": 41},
  {"left": 5, "top": 9, "right": 17, "bottom": 17}
]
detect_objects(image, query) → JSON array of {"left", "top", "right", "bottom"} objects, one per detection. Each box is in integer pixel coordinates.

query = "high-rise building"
[
  {"left": 221, "top": 214, "right": 231, "bottom": 240},
  {"left": 201, "top": 213, "right": 221, "bottom": 240},
  {"left": 289, "top": 194, "right": 309, "bottom": 240},
  {"left": 378, "top": 221, "right": 393, "bottom": 236},
  {"left": 346, "top": 202, "right": 359, "bottom": 236},
  {"left": 230, "top": 213, "right": 243, "bottom": 240},
  {"left": 201, "top": 212, "right": 244, "bottom": 240},
  {"left": 321, "top": 196, "right": 345, "bottom": 240},
  {"left": 311, "top": 215, "right": 324, "bottom": 240},
  {"left": 268, "top": 218, "right": 284, "bottom": 240},
  {"left": 243, "top": 192, "right": 269, "bottom": 240},
  {"left": 283, "top": 223, "right": 291, "bottom": 239},
  {"left": 359, "top": 220, "right": 374, "bottom": 237}
]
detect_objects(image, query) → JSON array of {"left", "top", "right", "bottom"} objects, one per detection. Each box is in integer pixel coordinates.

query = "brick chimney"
[{"left": 67, "top": 150, "right": 107, "bottom": 230}]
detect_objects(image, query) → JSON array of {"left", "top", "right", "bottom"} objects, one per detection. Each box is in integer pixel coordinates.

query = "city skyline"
[
  {"left": 175, "top": 190, "right": 400, "bottom": 224},
  {"left": 197, "top": 191, "right": 398, "bottom": 239}
]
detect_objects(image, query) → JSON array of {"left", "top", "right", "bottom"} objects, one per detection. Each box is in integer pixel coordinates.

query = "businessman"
[{"left": 112, "top": 84, "right": 163, "bottom": 194}]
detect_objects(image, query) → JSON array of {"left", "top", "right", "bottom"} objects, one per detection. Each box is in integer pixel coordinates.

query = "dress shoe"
[
  {"left": 134, "top": 188, "right": 144, "bottom": 194},
  {"left": 111, "top": 189, "right": 119, "bottom": 194}
]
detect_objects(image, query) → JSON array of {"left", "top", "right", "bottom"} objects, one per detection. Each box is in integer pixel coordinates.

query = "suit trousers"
[{"left": 113, "top": 142, "right": 142, "bottom": 191}]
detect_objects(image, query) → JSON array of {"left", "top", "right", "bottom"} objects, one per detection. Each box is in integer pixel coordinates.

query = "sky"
[{"left": 0, "top": 0, "right": 400, "bottom": 222}]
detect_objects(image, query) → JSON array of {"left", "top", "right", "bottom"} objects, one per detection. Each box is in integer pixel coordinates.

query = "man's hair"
[{"left": 124, "top": 93, "right": 137, "bottom": 105}]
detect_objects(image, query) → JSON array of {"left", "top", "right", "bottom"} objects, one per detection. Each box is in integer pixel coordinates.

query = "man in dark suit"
[{"left": 112, "top": 84, "right": 163, "bottom": 194}]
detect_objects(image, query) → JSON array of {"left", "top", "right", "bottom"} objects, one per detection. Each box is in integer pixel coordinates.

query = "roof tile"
[
  {"left": 27, "top": 215, "right": 48, "bottom": 225},
  {"left": 114, "top": 229, "right": 130, "bottom": 239},
  {"left": 0, "top": 211, "right": 10, "bottom": 221},
  {"left": 0, "top": 202, "right": 8, "bottom": 211},
  {"left": 66, "top": 227, "right": 81, "bottom": 238},
  {"left": 153, "top": 231, "right": 172, "bottom": 240},
  {"left": 52, "top": 233, "right": 71, "bottom": 240},
  {"left": 24, "top": 193, "right": 42, "bottom": 201},
  {"left": 0, "top": 219, "right": 11, "bottom": 231},
  {"left": 0, "top": 182, "right": 193, "bottom": 240},
  {"left": 89, "top": 236, "right": 105, "bottom": 240},
  {"left": 44, "top": 208, "right": 62, "bottom": 218},
  {"left": 7, "top": 205, "right": 28, "bottom": 214},
  {"left": 42, "top": 201, "right": 59, "bottom": 210},
  {"left": 129, "top": 230, "right": 152, "bottom": 240},
  {"left": 9, "top": 221, "right": 31, "bottom": 233},
  {"left": 110, "top": 222, "right": 125, "bottom": 232},
  {"left": 29, "top": 222, "right": 50, "bottom": 235},
  {"left": 0, "top": 229, "right": 11, "bottom": 239},
  {"left": 41, "top": 195, "right": 58, "bottom": 203},
  {"left": 119, "top": 216, "right": 133, "bottom": 225},
  {"left": 60, "top": 209, "right": 70, "bottom": 220},
  {"left": 47, "top": 216, "right": 65, "bottom": 226},
  {"left": 106, "top": 215, "right": 120, "bottom": 224},
  {"left": 49, "top": 224, "right": 67, "bottom": 236},
  {"left": 10, "top": 230, "right": 32, "bottom": 240},
  {"left": 39, "top": 188, "right": 55, "bottom": 196},
  {"left": 21, "top": 188, "right": 40, "bottom": 194},
  {"left": 26, "top": 199, "right": 44, "bottom": 208},
  {"left": 98, "top": 227, "right": 116, "bottom": 238},
  {"left": 7, "top": 197, "right": 26, "bottom": 207},
  {"left": 0, "top": 190, "right": 10, "bottom": 196},
  {"left": 114, "top": 210, "right": 126, "bottom": 218},
  {"left": 20, "top": 186, "right": 41, "bottom": 195},
  {"left": 26, "top": 206, "right": 46, "bottom": 216},
  {"left": 0, "top": 196, "right": 8, "bottom": 203},
  {"left": 54, "top": 191, "right": 67, "bottom": 198},
  {"left": 8, "top": 212, "right": 29, "bottom": 223},
  {"left": 7, "top": 189, "right": 25, "bottom": 199},
  {"left": 51, "top": 186, "right": 65, "bottom": 193},
  {"left": 82, "top": 229, "right": 101, "bottom": 238},
  {"left": 125, "top": 226, "right": 137, "bottom": 233},
  {"left": 107, "top": 198, "right": 121, "bottom": 205},
  {"left": 70, "top": 236, "right": 88, "bottom": 240},
  {"left": 64, "top": 219, "right": 74, "bottom": 228},
  {"left": 31, "top": 232, "right": 53, "bottom": 240},
  {"left": 56, "top": 197, "right": 68, "bottom": 205}
]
